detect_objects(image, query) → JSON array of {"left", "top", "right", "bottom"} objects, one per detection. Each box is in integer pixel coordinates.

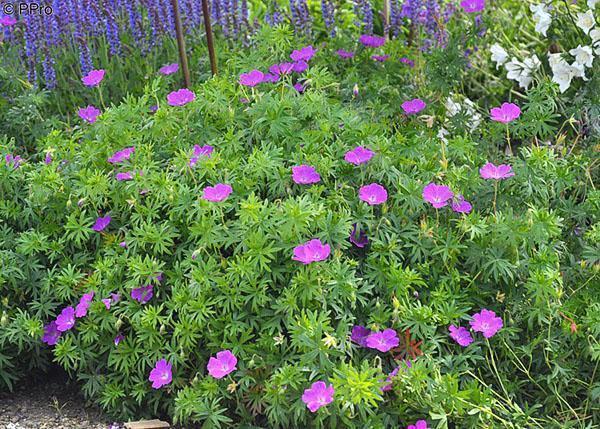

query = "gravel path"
[{"left": 0, "top": 370, "right": 119, "bottom": 429}]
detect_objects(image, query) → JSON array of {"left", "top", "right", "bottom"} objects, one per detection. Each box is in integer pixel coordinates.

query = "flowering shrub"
[{"left": 1, "top": 3, "right": 599, "bottom": 429}]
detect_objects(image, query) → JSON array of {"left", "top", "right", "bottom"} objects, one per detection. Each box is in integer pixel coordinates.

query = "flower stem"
[
  {"left": 505, "top": 124, "right": 512, "bottom": 156},
  {"left": 493, "top": 181, "right": 498, "bottom": 214}
]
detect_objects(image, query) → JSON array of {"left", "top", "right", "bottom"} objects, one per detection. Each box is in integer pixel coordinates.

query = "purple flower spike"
[
  {"left": 381, "top": 366, "right": 400, "bottom": 392},
  {"left": 207, "top": 350, "right": 238, "bottom": 379},
  {"left": 292, "top": 165, "right": 321, "bottom": 185},
  {"left": 302, "top": 381, "right": 335, "bottom": 413},
  {"left": 44, "top": 153, "right": 53, "bottom": 164},
  {"left": 82, "top": 69, "right": 105, "bottom": 87},
  {"left": 490, "top": 102, "right": 521, "bottom": 123},
  {"left": 131, "top": 285, "right": 153, "bottom": 304},
  {"left": 350, "top": 325, "right": 371, "bottom": 347},
  {"left": 371, "top": 54, "right": 390, "bottom": 62},
  {"left": 293, "top": 239, "right": 331, "bottom": 264},
  {"left": 290, "top": 45, "right": 316, "bottom": 62},
  {"left": 401, "top": 98, "right": 427, "bottom": 115},
  {"left": 292, "top": 61, "right": 309, "bottom": 73},
  {"left": 108, "top": 147, "right": 135, "bottom": 164},
  {"left": 78, "top": 106, "right": 101, "bottom": 123},
  {"left": 75, "top": 291, "right": 94, "bottom": 318},
  {"left": 159, "top": 63, "right": 179, "bottom": 75},
  {"left": 114, "top": 333, "right": 124, "bottom": 346},
  {"left": 479, "top": 162, "right": 515, "bottom": 180},
  {"left": 149, "top": 359, "right": 172, "bottom": 389},
  {"left": 239, "top": 70, "right": 265, "bottom": 87},
  {"left": 336, "top": 49, "right": 355, "bottom": 59},
  {"left": 422, "top": 183, "right": 454, "bottom": 209},
  {"left": 408, "top": 420, "right": 430, "bottom": 429},
  {"left": 42, "top": 322, "right": 61, "bottom": 345},
  {"left": 344, "top": 146, "right": 374, "bottom": 165},
  {"left": 470, "top": 309, "right": 503, "bottom": 338},
  {"left": 451, "top": 195, "right": 473, "bottom": 214},
  {"left": 449, "top": 325, "right": 474, "bottom": 347},
  {"left": 359, "top": 183, "right": 388, "bottom": 205},
  {"left": 55, "top": 307, "right": 76, "bottom": 332},
  {"left": 167, "top": 88, "right": 195, "bottom": 106},
  {"left": 92, "top": 216, "right": 111, "bottom": 232},
  {"left": 365, "top": 329, "right": 399, "bottom": 352},
  {"left": 349, "top": 224, "right": 369, "bottom": 248},
  {"left": 460, "top": 0, "right": 485, "bottom": 13},
  {"left": 202, "top": 184, "right": 233, "bottom": 202},
  {"left": 359, "top": 34, "right": 386, "bottom": 47}
]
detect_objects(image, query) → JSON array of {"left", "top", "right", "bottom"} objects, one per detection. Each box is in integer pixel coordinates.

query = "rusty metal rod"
[
  {"left": 201, "top": 0, "right": 218, "bottom": 76},
  {"left": 171, "top": 0, "right": 191, "bottom": 88}
]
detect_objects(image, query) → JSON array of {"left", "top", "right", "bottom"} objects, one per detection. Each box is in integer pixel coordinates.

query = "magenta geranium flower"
[
  {"left": 344, "top": 146, "right": 374, "bottom": 165},
  {"left": 479, "top": 162, "right": 515, "bottom": 180},
  {"left": 400, "top": 57, "right": 415, "bottom": 67},
  {"left": 82, "top": 69, "right": 105, "bottom": 87},
  {"left": 261, "top": 72, "right": 280, "bottom": 83},
  {"left": 359, "top": 34, "right": 386, "bottom": 47},
  {"left": 451, "top": 195, "right": 473, "bottom": 214},
  {"left": 302, "top": 381, "right": 335, "bottom": 413},
  {"left": 449, "top": 325, "right": 474, "bottom": 347},
  {"left": 381, "top": 366, "right": 400, "bottom": 392},
  {"left": 42, "top": 321, "right": 61, "bottom": 345},
  {"left": 292, "top": 165, "right": 321, "bottom": 185},
  {"left": 5, "top": 154, "right": 22, "bottom": 169},
  {"left": 114, "top": 333, "right": 124, "bottom": 346},
  {"left": 92, "top": 216, "right": 111, "bottom": 232},
  {"left": 290, "top": 45, "right": 316, "bottom": 62},
  {"left": 365, "top": 329, "right": 399, "bottom": 352},
  {"left": 207, "top": 350, "right": 238, "bottom": 379},
  {"left": 460, "top": 0, "right": 485, "bottom": 13},
  {"left": 292, "top": 239, "right": 331, "bottom": 264},
  {"left": 350, "top": 325, "right": 371, "bottom": 347},
  {"left": 470, "top": 309, "right": 503, "bottom": 338},
  {"left": 336, "top": 49, "right": 355, "bottom": 59},
  {"left": 401, "top": 98, "right": 427, "bottom": 115},
  {"left": 167, "top": 88, "right": 196, "bottom": 106},
  {"left": 292, "top": 60, "right": 309, "bottom": 73},
  {"left": 131, "top": 284, "right": 153, "bottom": 304},
  {"left": 44, "top": 153, "right": 53, "bottom": 164},
  {"left": 75, "top": 291, "right": 94, "bottom": 318},
  {"left": 78, "top": 105, "right": 101, "bottom": 123},
  {"left": 349, "top": 224, "right": 369, "bottom": 248},
  {"left": 408, "top": 420, "right": 429, "bottom": 429},
  {"left": 269, "top": 62, "right": 295, "bottom": 76},
  {"left": 422, "top": 183, "right": 454, "bottom": 208},
  {"left": 294, "top": 82, "right": 305, "bottom": 93},
  {"left": 202, "top": 183, "right": 233, "bottom": 202},
  {"left": 359, "top": 183, "right": 388, "bottom": 205},
  {"left": 115, "top": 171, "right": 134, "bottom": 181},
  {"left": 490, "top": 102, "right": 521, "bottom": 123},
  {"left": 55, "top": 306, "right": 76, "bottom": 332},
  {"left": 0, "top": 16, "right": 17, "bottom": 26},
  {"left": 108, "top": 146, "right": 135, "bottom": 164},
  {"left": 189, "top": 144, "right": 214, "bottom": 167},
  {"left": 239, "top": 70, "right": 265, "bottom": 87},
  {"left": 372, "top": 54, "right": 390, "bottom": 62},
  {"left": 149, "top": 359, "right": 172, "bottom": 389},
  {"left": 159, "top": 63, "right": 179, "bottom": 75}
]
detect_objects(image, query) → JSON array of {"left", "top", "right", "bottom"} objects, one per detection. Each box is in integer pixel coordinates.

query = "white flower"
[
  {"left": 490, "top": 43, "right": 509, "bottom": 68},
  {"left": 445, "top": 97, "right": 462, "bottom": 117},
  {"left": 591, "top": 28, "right": 600, "bottom": 43},
  {"left": 438, "top": 127, "right": 449, "bottom": 144},
  {"left": 576, "top": 10, "right": 596, "bottom": 34},
  {"left": 571, "top": 61, "right": 588, "bottom": 80},
  {"left": 588, "top": 0, "right": 599, "bottom": 8},
  {"left": 548, "top": 52, "right": 564, "bottom": 68},
  {"left": 530, "top": 4, "right": 552, "bottom": 36},
  {"left": 551, "top": 60, "right": 575, "bottom": 92},
  {"left": 505, "top": 57, "right": 524, "bottom": 81},
  {"left": 569, "top": 45, "right": 595, "bottom": 68}
]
